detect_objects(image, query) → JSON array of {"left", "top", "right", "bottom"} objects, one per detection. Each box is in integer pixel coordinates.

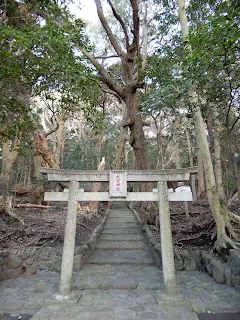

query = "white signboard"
[
  {"left": 109, "top": 170, "right": 127, "bottom": 198},
  {"left": 175, "top": 186, "right": 191, "bottom": 192}
]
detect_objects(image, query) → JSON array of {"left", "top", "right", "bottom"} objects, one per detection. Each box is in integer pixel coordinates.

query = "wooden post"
[
  {"left": 158, "top": 180, "right": 177, "bottom": 296},
  {"left": 59, "top": 180, "right": 79, "bottom": 295}
]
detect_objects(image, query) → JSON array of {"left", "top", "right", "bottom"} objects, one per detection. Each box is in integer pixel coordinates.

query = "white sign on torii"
[
  {"left": 40, "top": 167, "right": 197, "bottom": 301},
  {"left": 109, "top": 170, "right": 127, "bottom": 198}
]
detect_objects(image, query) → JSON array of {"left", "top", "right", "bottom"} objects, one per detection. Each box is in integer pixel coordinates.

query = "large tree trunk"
[
  {"left": 115, "top": 103, "right": 128, "bottom": 170},
  {"left": 89, "top": 157, "right": 105, "bottom": 211},
  {"left": 55, "top": 117, "right": 65, "bottom": 167},
  {"left": 115, "top": 126, "right": 128, "bottom": 169},
  {"left": 1, "top": 136, "right": 21, "bottom": 186},
  {"left": 129, "top": 115, "right": 150, "bottom": 171},
  {"left": 33, "top": 155, "right": 43, "bottom": 180},
  {"left": 227, "top": 130, "right": 240, "bottom": 203},
  {"left": 178, "top": 0, "right": 239, "bottom": 250},
  {"left": 186, "top": 128, "right": 197, "bottom": 201},
  {"left": 84, "top": 0, "right": 152, "bottom": 175},
  {"left": 89, "top": 134, "right": 103, "bottom": 211},
  {"left": 174, "top": 118, "right": 190, "bottom": 219},
  {"left": 194, "top": 104, "right": 238, "bottom": 249},
  {"left": 123, "top": 90, "right": 150, "bottom": 171},
  {"left": 196, "top": 142, "right": 206, "bottom": 198},
  {"left": 213, "top": 114, "right": 226, "bottom": 201},
  {"left": 34, "top": 131, "right": 58, "bottom": 168}
]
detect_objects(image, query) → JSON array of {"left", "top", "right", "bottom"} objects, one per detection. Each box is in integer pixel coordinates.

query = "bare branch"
[
  {"left": 94, "top": 55, "right": 120, "bottom": 59},
  {"left": 81, "top": 47, "right": 123, "bottom": 98},
  {"left": 107, "top": 0, "right": 130, "bottom": 50},
  {"left": 230, "top": 115, "right": 240, "bottom": 133},
  {"left": 44, "top": 122, "right": 59, "bottom": 138},
  {"left": 94, "top": 0, "right": 124, "bottom": 57},
  {"left": 100, "top": 86, "right": 123, "bottom": 103}
]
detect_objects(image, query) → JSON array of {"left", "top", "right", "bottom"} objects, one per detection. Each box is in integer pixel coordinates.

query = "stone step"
[
  {"left": 111, "top": 202, "right": 128, "bottom": 209},
  {"left": 107, "top": 218, "right": 137, "bottom": 223},
  {"left": 100, "top": 234, "right": 145, "bottom": 241},
  {"left": 108, "top": 213, "right": 134, "bottom": 217},
  {"left": 74, "top": 264, "right": 163, "bottom": 290},
  {"left": 32, "top": 303, "right": 198, "bottom": 320},
  {"left": 88, "top": 249, "right": 155, "bottom": 265},
  {"left": 97, "top": 240, "right": 148, "bottom": 250},
  {"left": 102, "top": 228, "right": 141, "bottom": 235},
  {"left": 104, "top": 222, "right": 138, "bottom": 229},
  {"left": 109, "top": 210, "right": 133, "bottom": 215}
]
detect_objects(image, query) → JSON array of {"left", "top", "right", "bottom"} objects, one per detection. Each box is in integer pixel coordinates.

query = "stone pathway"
[{"left": 0, "top": 204, "right": 240, "bottom": 320}]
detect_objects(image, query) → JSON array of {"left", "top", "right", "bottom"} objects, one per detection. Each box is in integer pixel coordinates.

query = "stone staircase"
[
  {"left": 2, "top": 204, "right": 240, "bottom": 319},
  {"left": 88, "top": 206, "right": 155, "bottom": 266},
  {"left": 31, "top": 203, "right": 240, "bottom": 319}
]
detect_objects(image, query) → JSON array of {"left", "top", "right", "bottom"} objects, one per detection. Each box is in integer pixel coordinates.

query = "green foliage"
[
  {"left": 188, "top": 3, "right": 239, "bottom": 84},
  {"left": 0, "top": 0, "right": 101, "bottom": 139}
]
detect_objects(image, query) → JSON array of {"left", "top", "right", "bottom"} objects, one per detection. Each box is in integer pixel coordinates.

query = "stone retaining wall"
[
  {"left": 0, "top": 209, "right": 109, "bottom": 280},
  {"left": 130, "top": 206, "right": 240, "bottom": 291}
]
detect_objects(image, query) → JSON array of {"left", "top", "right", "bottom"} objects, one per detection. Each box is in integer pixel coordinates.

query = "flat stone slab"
[
  {"left": 1, "top": 270, "right": 240, "bottom": 318},
  {"left": 3, "top": 302, "right": 25, "bottom": 311},
  {"left": 102, "top": 228, "right": 141, "bottom": 235},
  {"left": 88, "top": 250, "right": 155, "bottom": 265},
  {"left": 79, "top": 289, "right": 158, "bottom": 307},
  {"left": 73, "top": 264, "right": 163, "bottom": 290},
  {"left": 100, "top": 234, "right": 145, "bottom": 241},
  {"left": 97, "top": 240, "right": 148, "bottom": 250}
]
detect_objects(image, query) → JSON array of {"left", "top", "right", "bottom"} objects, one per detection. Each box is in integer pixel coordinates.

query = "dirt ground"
[
  {"left": 0, "top": 200, "right": 239, "bottom": 251},
  {"left": 0, "top": 203, "right": 104, "bottom": 250},
  {"left": 135, "top": 200, "right": 240, "bottom": 251}
]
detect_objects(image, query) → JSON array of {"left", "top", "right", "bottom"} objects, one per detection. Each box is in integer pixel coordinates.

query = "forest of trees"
[{"left": 0, "top": 0, "right": 239, "bottom": 251}]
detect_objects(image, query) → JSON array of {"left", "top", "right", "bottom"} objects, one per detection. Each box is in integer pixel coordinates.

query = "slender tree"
[{"left": 177, "top": 0, "right": 239, "bottom": 250}]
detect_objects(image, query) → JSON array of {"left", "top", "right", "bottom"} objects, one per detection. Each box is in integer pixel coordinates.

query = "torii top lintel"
[{"left": 39, "top": 167, "right": 198, "bottom": 182}]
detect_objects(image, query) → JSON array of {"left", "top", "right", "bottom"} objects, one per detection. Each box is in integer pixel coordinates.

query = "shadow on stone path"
[{"left": 0, "top": 203, "right": 240, "bottom": 320}]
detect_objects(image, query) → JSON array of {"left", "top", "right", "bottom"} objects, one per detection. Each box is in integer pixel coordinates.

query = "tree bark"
[
  {"left": 115, "top": 102, "right": 128, "bottom": 170},
  {"left": 174, "top": 118, "right": 190, "bottom": 219},
  {"left": 186, "top": 128, "right": 197, "bottom": 201},
  {"left": 33, "top": 155, "right": 43, "bottom": 179},
  {"left": 196, "top": 141, "right": 206, "bottom": 198},
  {"left": 115, "top": 126, "right": 128, "bottom": 169},
  {"left": 33, "top": 131, "right": 59, "bottom": 168},
  {"left": 227, "top": 130, "right": 240, "bottom": 202},
  {"left": 194, "top": 103, "right": 238, "bottom": 249},
  {"left": 213, "top": 112, "right": 226, "bottom": 201},
  {"left": 55, "top": 117, "right": 65, "bottom": 167},
  {"left": 89, "top": 157, "right": 105, "bottom": 211}
]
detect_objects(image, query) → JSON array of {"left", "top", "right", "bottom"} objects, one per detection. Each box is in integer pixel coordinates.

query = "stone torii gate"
[{"left": 40, "top": 167, "right": 197, "bottom": 301}]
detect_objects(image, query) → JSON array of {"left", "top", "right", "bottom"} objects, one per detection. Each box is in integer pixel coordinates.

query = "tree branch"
[
  {"left": 230, "top": 115, "right": 240, "bottom": 133},
  {"left": 94, "top": 55, "right": 120, "bottom": 59},
  {"left": 107, "top": 0, "right": 130, "bottom": 50},
  {"left": 94, "top": 0, "right": 124, "bottom": 57},
  {"left": 130, "top": 0, "right": 140, "bottom": 57},
  {"left": 224, "top": 45, "right": 234, "bottom": 129},
  {"left": 44, "top": 122, "right": 59, "bottom": 138},
  {"left": 81, "top": 47, "right": 123, "bottom": 98},
  {"left": 141, "top": 0, "right": 148, "bottom": 71},
  {"left": 100, "top": 86, "right": 122, "bottom": 103}
]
